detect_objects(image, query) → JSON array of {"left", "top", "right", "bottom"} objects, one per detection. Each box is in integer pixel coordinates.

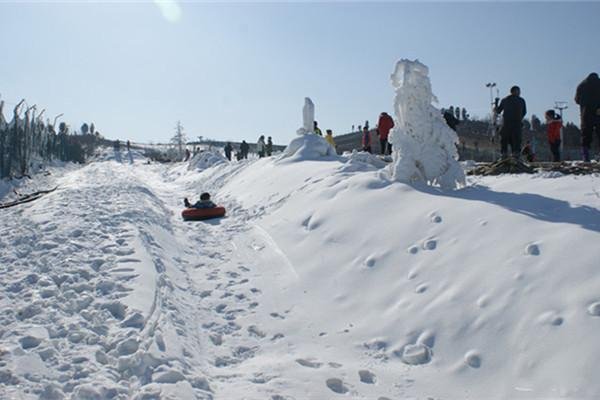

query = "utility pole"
[
  {"left": 485, "top": 82, "right": 498, "bottom": 160},
  {"left": 555, "top": 101, "right": 568, "bottom": 156}
]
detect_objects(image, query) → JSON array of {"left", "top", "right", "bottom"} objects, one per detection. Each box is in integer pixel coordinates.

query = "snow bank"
[
  {"left": 187, "top": 149, "right": 228, "bottom": 171},
  {"left": 388, "top": 59, "right": 465, "bottom": 190},
  {"left": 213, "top": 156, "right": 600, "bottom": 399},
  {"left": 278, "top": 133, "right": 337, "bottom": 162}
]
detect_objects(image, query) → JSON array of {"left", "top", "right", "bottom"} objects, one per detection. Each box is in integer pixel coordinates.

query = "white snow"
[
  {"left": 388, "top": 59, "right": 466, "bottom": 190},
  {"left": 1, "top": 145, "right": 600, "bottom": 399},
  {"left": 187, "top": 150, "right": 228, "bottom": 171}
]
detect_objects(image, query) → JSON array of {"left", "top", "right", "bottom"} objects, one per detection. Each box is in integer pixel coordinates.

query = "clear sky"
[{"left": 1, "top": 1, "right": 598, "bottom": 145}]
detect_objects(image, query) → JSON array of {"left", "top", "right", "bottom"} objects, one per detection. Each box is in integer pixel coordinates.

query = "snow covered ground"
[{"left": 1, "top": 144, "right": 600, "bottom": 399}]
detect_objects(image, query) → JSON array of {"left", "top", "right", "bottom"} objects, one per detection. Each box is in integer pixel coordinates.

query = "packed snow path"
[{"left": 0, "top": 156, "right": 396, "bottom": 399}]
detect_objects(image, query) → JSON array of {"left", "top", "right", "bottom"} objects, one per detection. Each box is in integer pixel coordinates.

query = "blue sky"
[{"left": 1, "top": 1, "right": 598, "bottom": 144}]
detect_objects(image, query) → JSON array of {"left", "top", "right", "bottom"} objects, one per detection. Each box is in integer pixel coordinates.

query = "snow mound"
[
  {"left": 188, "top": 150, "right": 228, "bottom": 171},
  {"left": 388, "top": 59, "right": 466, "bottom": 190},
  {"left": 342, "top": 150, "right": 388, "bottom": 169},
  {"left": 278, "top": 134, "right": 337, "bottom": 162}
]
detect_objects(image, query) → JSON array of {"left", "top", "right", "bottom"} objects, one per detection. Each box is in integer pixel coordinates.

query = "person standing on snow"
[
  {"left": 377, "top": 112, "right": 395, "bottom": 155},
  {"left": 496, "top": 85, "right": 527, "bottom": 159},
  {"left": 362, "top": 126, "right": 372, "bottom": 153},
  {"left": 575, "top": 72, "right": 600, "bottom": 162},
  {"left": 266, "top": 137, "right": 273, "bottom": 156},
  {"left": 325, "top": 129, "right": 336, "bottom": 148},
  {"left": 313, "top": 121, "right": 323, "bottom": 136},
  {"left": 257, "top": 135, "right": 266, "bottom": 158},
  {"left": 240, "top": 140, "right": 249, "bottom": 159},
  {"left": 545, "top": 110, "right": 562, "bottom": 162},
  {"left": 224, "top": 142, "right": 233, "bottom": 161}
]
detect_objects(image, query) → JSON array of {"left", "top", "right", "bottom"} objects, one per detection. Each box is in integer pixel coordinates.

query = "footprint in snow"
[
  {"left": 422, "top": 239, "right": 437, "bottom": 251},
  {"left": 408, "top": 245, "right": 419, "bottom": 255},
  {"left": 588, "top": 302, "right": 600, "bottom": 316},
  {"left": 430, "top": 213, "right": 442, "bottom": 223},
  {"left": 415, "top": 283, "right": 428, "bottom": 293},
  {"left": 247, "top": 325, "right": 266, "bottom": 338},
  {"left": 296, "top": 358, "right": 322, "bottom": 369},
  {"left": 464, "top": 350, "right": 482, "bottom": 368},
  {"left": 358, "top": 369, "right": 376, "bottom": 384},
  {"left": 525, "top": 243, "right": 540, "bottom": 256},
  {"left": 326, "top": 378, "right": 349, "bottom": 394}
]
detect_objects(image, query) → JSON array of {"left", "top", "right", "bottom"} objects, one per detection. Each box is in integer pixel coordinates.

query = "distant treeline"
[{"left": 0, "top": 99, "right": 102, "bottom": 178}]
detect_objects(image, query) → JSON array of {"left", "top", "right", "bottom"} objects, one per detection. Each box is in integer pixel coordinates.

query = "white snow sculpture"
[
  {"left": 296, "top": 97, "right": 315, "bottom": 136},
  {"left": 280, "top": 97, "right": 336, "bottom": 161},
  {"left": 387, "top": 59, "right": 465, "bottom": 190}
]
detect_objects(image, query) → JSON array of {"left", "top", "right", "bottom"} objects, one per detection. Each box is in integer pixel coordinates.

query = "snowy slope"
[{"left": 1, "top": 145, "right": 600, "bottom": 399}]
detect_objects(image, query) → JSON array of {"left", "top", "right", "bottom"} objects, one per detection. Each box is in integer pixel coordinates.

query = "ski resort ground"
[{"left": 1, "top": 145, "right": 600, "bottom": 400}]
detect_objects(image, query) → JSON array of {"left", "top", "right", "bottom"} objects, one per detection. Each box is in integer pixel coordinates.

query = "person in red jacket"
[
  {"left": 377, "top": 112, "right": 395, "bottom": 155},
  {"left": 545, "top": 109, "right": 563, "bottom": 162},
  {"left": 362, "top": 126, "right": 372, "bottom": 153}
]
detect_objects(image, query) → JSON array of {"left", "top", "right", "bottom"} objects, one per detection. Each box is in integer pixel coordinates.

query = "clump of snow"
[
  {"left": 388, "top": 59, "right": 465, "bottom": 190},
  {"left": 341, "top": 150, "right": 387, "bottom": 170},
  {"left": 187, "top": 150, "right": 228, "bottom": 171},
  {"left": 278, "top": 133, "right": 337, "bottom": 162}
]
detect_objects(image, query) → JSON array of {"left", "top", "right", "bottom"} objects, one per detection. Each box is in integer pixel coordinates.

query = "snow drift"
[{"left": 187, "top": 149, "right": 228, "bottom": 171}]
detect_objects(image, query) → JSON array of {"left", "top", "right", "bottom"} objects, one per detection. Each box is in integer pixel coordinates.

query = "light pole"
[{"left": 485, "top": 83, "right": 498, "bottom": 160}]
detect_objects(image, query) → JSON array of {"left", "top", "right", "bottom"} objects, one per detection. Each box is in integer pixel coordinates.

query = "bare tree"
[{"left": 171, "top": 120, "right": 187, "bottom": 160}]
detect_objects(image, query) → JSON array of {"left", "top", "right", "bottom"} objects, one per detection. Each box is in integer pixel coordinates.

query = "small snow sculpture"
[
  {"left": 296, "top": 97, "right": 315, "bottom": 136},
  {"left": 388, "top": 59, "right": 465, "bottom": 190},
  {"left": 280, "top": 98, "right": 336, "bottom": 161}
]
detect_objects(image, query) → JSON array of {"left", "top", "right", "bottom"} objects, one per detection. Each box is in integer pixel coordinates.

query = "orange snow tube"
[{"left": 181, "top": 207, "right": 226, "bottom": 221}]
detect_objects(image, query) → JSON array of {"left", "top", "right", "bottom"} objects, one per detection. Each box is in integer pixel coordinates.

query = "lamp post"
[{"left": 485, "top": 83, "right": 498, "bottom": 160}]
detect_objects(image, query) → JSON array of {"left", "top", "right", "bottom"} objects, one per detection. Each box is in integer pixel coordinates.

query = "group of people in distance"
[
  {"left": 223, "top": 136, "right": 274, "bottom": 162},
  {"left": 359, "top": 113, "right": 395, "bottom": 155},
  {"left": 494, "top": 72, "right": 600, "bottom": 163},
  {"left": 221, "top": 72, "right": 600, "bottom": 165}
]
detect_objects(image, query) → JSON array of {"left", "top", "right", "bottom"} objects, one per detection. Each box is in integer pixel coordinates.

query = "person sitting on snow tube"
[{"left": 184, "top": 192, "right": 216, "bottom": 209}]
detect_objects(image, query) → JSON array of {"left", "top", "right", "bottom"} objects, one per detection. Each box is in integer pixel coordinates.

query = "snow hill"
[{"left": 1, "top": 143, "right": 600, "bottom": 399}]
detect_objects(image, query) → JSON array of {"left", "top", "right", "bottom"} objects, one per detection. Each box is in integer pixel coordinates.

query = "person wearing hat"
[{"left": 184, "top": 192, "right": 216, "bottom": 209}]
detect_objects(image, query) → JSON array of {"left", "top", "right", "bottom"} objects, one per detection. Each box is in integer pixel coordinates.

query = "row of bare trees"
[{"left": 0, "top": 99, "right": 100, "bottom": 179}]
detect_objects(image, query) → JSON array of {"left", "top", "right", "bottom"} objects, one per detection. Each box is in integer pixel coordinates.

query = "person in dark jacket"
[
  {"left": 240, "top": 140, "right": 249, "bottom": 159},
  {"left": 224, "top": 142, "right": 233, "bottom": 161},
  {"left": 442, "top": 109, "right": 459, "bottom": 132},
  {"left": 266, "top": 137, "right": 273, "bottom": 156},
  {"left": 575, "top": 72, "right": 600, "bottom": 162},
  {"left": 377, "top": 112, "right": 395, "bottom": 155},
  {"left": 184, "top": 192, "right": 216, "bottom": 209},
  {"left": 496, "top": 86, "right": 527, "bottom": 159}
]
